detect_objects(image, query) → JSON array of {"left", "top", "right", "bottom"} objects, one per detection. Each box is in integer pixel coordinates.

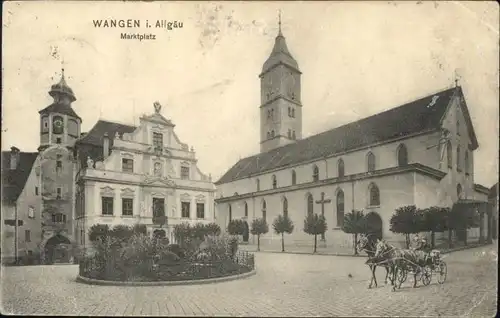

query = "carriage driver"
[{"left": 412, "top": 235, "right": 427, "bottom": 251}]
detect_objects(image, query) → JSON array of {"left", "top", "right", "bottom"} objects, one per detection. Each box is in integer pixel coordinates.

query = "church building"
[
  {"left": 214, "top": 21, "right": 490, "bottom": 249},
  {"left": 2, "top": 70, "right": 81, "bottom": 264},
  {"left": 74, "top": 102, "right": 216, "bottom": 247}
]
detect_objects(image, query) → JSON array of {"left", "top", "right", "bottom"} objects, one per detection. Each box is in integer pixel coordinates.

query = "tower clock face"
[{"left": 53, "top": 117, "right": 64, "bottom": 134}]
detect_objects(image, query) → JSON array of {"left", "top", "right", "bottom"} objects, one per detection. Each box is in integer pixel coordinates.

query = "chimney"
[
  {"left": 103, "top": 133, "right": 110, "bottom": 159},
  {"left": 10, "top": 146, "right": 20, "bottom": 170}
]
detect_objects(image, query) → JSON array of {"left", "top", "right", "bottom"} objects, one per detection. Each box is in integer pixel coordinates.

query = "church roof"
[
  {"left": 77, "top": 119, "right": 136, "bottom": 147},
  {"left": 2, "top": 151, "right": 39, "bottom": 203},
  {"left": 216, "top": 86, "right": 478, "bottom": 185},
  {"left": 39, "top": 102, "right": 81, "bottom": 120},
  {"left": 261, "top": 29, "right": 300, "bottom": 76}
]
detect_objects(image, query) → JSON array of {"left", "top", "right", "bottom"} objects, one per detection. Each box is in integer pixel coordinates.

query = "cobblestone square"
[{"left": 1, "top": 245, "right": 497, "bottom": 316}]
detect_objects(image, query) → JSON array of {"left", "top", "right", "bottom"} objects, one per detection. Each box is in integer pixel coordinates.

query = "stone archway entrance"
[
  {"left": 242, "top": 221, "right": 249, "bottom": 243},
  {"left": 44, "top": 234, "right": 71, "bottom": 264},
  {"left": 365, "top": 212, "right": 383, "bottom": 240}
]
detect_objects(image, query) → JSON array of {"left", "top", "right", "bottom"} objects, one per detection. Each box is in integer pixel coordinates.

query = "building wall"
[
  {"left": 77, "top": 110, "right": 216, "bottom": 247},
  {"left": 216, "top": 91, "right": 485, "bottom": 248},
  {"left": 39, "top": 145, "right": 76, "bottom": 243},
  {"left": 217, "top": 171, "right": 417, "bottom": 247},
  {"left": 1, "top": 157, "right": 42, "bottom": 260}
]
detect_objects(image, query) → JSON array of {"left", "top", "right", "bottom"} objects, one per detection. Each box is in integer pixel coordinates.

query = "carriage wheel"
[
  {"left": 437, "top": 261, "right": 447, "bottom": 284},
  {"left": 421, "top": 266, "right": 432, "bottom": 286},
  {"left": 397, "top": 267, "right": 407, "bottom": 284}
]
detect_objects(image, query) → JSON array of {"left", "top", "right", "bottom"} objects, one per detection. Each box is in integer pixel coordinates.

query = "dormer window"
[
  {"left": 153, "top": 132, "right": 163, "bottom": 149},
  {"left": 181, "top": 166, "right": 190, "bottom": 180},
  {"left": 122, "top": 158, "right": 134, "bottom": 173}
]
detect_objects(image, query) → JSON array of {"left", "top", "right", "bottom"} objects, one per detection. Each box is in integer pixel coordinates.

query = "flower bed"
[{"left": 78, "top": 232, "right": 255, "bottom": 283}]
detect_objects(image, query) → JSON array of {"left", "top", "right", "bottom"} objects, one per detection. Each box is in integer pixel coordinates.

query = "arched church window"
[
  {"left": 397, "top": 144, "right": 408, "bottom": 166},
  {"left": 369, "top": 183, "right": 380, "bottom": 206},
  {"left": 367, "top": 152, "right": 376, "bottom": 172},
  {"left": 465, "top": 151, "right": 470, "bottom": 175},
  {"left": 336, "top": 190, "right": 345, "bottom": 227},
  {"left": 291, "top": 170, "right": 297, "bottom": 185},
  {"left": 456, "top": 146, "right": 461, "bottom": 171},
  {"left": 272, "top": 175, "right": 277, "bottom": 189},
  {"left": 283, "top": 197, "right": 288, "bottom": 218},
  {"left": 307, "top": 193, "right": 314, "bottom": 216},
  {"left": 338, "top": 158, "right": 345, "bottom": 178},
  {"left": 313, "top": 165, "right": 319, "bottom": 182},
  {"left": 228, "top": 204, "right": 232, "bottom": 222},
  {"left": 244, "top": 202, "right": 248, "bottom": 218},
  {"left": 446, "top": 141, "right": 452, "bottom": 169},
  {"left": 262, "top": 200, "right": 267, "bottom": 221}
]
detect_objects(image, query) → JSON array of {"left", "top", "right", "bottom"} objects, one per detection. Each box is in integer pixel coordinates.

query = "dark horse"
[
  {"left": 374, "top": 239, "right": 428, "bottom": 291},
  {"left": 356, "top": 234, "right": 393, "bottom": 289}
]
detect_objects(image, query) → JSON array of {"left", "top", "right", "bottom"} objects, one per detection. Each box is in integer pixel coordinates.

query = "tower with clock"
[
  {"left": 36, "top": 68, "right": 82, "bottom": 263},
  {"left": 38, "top": 68, "right": 82, "bottom": 152},
  {"left": 259, "top": 14, "right": 302, "bottom": 153}
]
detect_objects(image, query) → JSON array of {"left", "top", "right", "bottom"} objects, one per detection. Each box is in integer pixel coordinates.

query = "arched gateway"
[
  {"left": 364, "top": 212, "right": 383, "bottom": 240},
  {"left": 43, "top": 234, "right": 72, "bottom": 264}
]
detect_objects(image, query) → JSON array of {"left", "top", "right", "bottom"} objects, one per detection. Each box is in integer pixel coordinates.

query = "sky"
[{"left": 2, "top": 1, "right": 499, "bottom": 187}]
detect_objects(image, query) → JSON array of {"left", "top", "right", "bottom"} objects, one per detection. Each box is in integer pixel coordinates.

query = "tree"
[
  {"left": 88, "top": 224, "right": 110, "bottom": 243},
  {"left": 173, "top": 222, "right": 191, "bottom": 247},
  {"left": 191, "top": 222, "right": 208, "bottom": 241},
  {"left": 250, "top": 218, "right": 269, "bottom": 251},
  {"left": 110, "top": 225, "right": 134, "bottom": 245},
  {"left": 205, "top": 222, "right": 221, "bottom": 236},
  {"left": 421, "top": 207, "right": 449, "bottom": 248},
  {"left": 341, "top": 210, "right": 366, "bottom": 255},
  {"left": 303, "top": 213, "right": 327, "bottom": 253},
  {"left": 272, "top": 214, "right": 294, "bottom": 252},
  {"left": 228, "top": 219, "right": 246, "bottom": 237},
  {"left": 132, "top": 224, "right": 147, "bottom": 236},
  {"left": 389, "top": 205, "right": 423, "bottom": 248}
]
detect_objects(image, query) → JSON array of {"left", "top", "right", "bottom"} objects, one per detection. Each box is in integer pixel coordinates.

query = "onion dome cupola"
[
  {"left": 260, "top": 15, "right": 300, "bottom": 76},
  {"left": 49, "top": 68, "right": 77, "bottom": 104}
]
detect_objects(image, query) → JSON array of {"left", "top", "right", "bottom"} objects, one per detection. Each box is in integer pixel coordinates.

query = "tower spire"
[
  {"left": 61, "top": 57, "right": 65, "bottom": 79},
  {"left": 278, "top": 10, "right": 282, "bottom": 35}
]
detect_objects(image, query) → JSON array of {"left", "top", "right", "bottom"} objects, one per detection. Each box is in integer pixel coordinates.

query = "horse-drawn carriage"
[
  {"left": 393, "top": 249, "right": 447, "bottom": 288},
  {"left": 356, "top": 235, "right": 447, "bottom": 291}
]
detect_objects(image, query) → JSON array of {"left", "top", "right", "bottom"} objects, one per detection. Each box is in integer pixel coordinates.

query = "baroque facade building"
[
  {"left": 214, "top": 22, "right": 491, "bottom": 249},
  {"left": 1, "top": 70, "right": 80, "bottom": 263},
  {"left": 75, "top": 102, "right": 216, "bottom": 247}
]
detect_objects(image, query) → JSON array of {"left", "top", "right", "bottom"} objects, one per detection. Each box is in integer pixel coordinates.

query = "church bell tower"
[{"left": 259, "top": 13, "right": 302, "bottom": 153}]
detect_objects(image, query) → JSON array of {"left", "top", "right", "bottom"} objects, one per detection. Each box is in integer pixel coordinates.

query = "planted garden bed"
[{"left": 78, "top": 224, "right": 255, "bottom": 283}]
